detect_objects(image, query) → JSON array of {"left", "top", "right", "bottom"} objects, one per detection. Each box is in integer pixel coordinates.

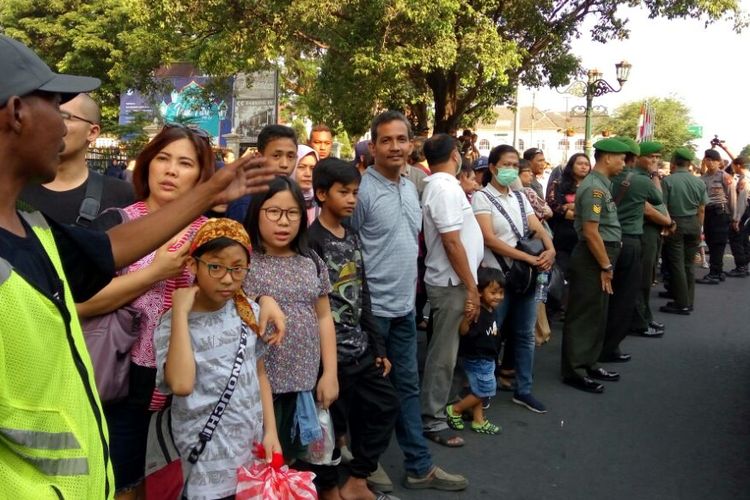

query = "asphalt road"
[{"left": 379, "top": 263, "right": 750, "bottom": 499}]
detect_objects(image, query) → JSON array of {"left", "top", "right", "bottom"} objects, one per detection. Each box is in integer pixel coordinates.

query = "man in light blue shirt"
[{"left": 351, "top": 111, "right": 468, "bottom": 492}]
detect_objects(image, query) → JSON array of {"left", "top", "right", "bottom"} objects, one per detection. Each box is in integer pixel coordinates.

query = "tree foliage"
[
  {"left": 1, "top": 0, "right": 743, "bottom": 137},
  {"left": 597, "top": 97, "right": 695, "bottom": 158}
]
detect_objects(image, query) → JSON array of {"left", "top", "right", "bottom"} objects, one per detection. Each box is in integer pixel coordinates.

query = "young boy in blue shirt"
[{"left": 308, "top": 158, "right": 400, "bottom": 499}]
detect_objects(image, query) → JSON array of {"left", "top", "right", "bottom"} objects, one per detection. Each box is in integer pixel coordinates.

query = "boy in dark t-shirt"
[
  {"left": 308, "top": 158, "right": 399, "bottom": 499},
  {"left": 446, "top": 267, "right": 505, "bottom": 436}
]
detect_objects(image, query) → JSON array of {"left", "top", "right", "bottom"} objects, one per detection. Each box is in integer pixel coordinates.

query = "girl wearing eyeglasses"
[
  {"left": 77, "top": 126, "right": 285, "bottom": 500},
  {"left": 242, "top": 176, "right": 339, "bottom": 479}
]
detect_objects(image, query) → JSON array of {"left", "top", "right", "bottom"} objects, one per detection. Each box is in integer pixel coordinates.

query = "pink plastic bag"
[{"left": 236, "top": 443, "right": 317, "bottom": 500}]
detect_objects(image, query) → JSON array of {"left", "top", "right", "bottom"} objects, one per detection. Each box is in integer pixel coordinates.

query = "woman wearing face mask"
[{"left": 471, "top": 145, "right": 555, "bottom": 414}]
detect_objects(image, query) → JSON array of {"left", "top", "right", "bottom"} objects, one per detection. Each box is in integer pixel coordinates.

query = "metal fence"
[{"left": 86, "top": 147, "right": 128, "bottom": 174}]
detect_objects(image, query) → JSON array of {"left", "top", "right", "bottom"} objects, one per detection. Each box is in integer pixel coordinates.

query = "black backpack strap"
[{"left": 76, "top": 171, "right": 104, "bottom": 227}]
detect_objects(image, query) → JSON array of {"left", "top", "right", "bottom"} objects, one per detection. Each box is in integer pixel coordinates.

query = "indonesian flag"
[{"left": 637, "top": 102, "right": 655, "bottom": 142}]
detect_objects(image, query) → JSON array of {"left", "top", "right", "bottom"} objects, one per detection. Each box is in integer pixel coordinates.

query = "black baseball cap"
[
  {"left": 0, "top": 35, "right": 100, "bottom": 107},
  {"left": 704, "top": 149, "right": 721, "bottom": 161}
]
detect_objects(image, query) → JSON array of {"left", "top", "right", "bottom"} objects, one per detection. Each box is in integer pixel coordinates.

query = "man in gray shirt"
[{"left": 351, "top": 111, "right": 468, "bottom": 492}]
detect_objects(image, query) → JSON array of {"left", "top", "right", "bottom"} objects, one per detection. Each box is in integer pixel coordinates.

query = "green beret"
[
  {"left": 593, "top": 138, "right": 632, "bottom": 154},
  {"left": 638, "top": 141, "right": 664, "bottom": 156},
  {"left": 613, "top": 136, "right": 640, "bottom": 156},
  {"left": 672, "top": 147, "right": 695, "bottom": 162}
]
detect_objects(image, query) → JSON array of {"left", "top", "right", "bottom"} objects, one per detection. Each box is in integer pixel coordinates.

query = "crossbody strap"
[
  {"left": 76, "top": 170, "right": 104, "bottom": 227},
  {"left": 614, "top": 171, "right": 635, "bottom": 206},
  {"left": 186, "top": 323, "right": 249, "bottom": 464},
  {"left": 481, "top": 189, "right": 528, "bottom": 239}
]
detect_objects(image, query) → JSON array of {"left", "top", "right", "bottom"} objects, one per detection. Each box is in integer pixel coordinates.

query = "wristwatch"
[{"left": 601, "top": 264, "right": 614, "bottom": 273}]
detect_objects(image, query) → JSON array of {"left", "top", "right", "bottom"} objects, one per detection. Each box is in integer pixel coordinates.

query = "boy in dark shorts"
[
  {"left": 308, "top": 158, "right": 400, "bottom": 499},
  {"left": 446, "top": 267, "right": 505, "bottom": 435}
]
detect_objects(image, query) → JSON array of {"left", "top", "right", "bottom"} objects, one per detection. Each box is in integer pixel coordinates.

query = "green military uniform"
[
  {"left": 633, "top": 202, "right": 668, "bottom": 330},
  {"left": 562, "top": 139, "right": 627, "bottom": 381},
  {"left": 631, "top": 141, "right": 668, "bottom": 332},
  {"left": 662, "top": 148, "right": 709, "bottom": 310},
  {"left": 601, "top": 150, "right": 664, "bottom": 358}
]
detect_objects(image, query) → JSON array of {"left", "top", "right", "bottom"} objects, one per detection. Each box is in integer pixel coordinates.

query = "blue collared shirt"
[{"left": 350, "top": 167, "right": 422, "bottom": 318}]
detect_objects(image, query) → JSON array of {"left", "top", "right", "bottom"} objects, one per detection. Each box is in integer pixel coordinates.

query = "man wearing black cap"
[
  {"left": 561, "top": 138, "right": 628, "bottom": 394},
  {"left": 0, "top": 35, "right": 277, "bottom": 498},
  {"left": 696, "top": 148, "right": 735, "bottom": 284},
  {"left": 523, "top": 147, "right": 546, "bottom": 198}
]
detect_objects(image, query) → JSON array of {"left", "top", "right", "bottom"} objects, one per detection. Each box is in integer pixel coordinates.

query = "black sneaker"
[
  {"left": 512, "top": 393, "right": 547, "bottom": 414},
  {"left": 726, "top": 267, "right": 749, "bottom": 278}
]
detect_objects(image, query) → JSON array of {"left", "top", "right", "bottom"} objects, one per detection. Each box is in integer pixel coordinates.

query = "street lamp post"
[{"left": 560, "top": 61, "right": 631, "bottom": 157}]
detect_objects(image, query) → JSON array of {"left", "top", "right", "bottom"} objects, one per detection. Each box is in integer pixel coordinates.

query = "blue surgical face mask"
[{"left": 495, "top": 167, "right": 519, "bottom": 187}]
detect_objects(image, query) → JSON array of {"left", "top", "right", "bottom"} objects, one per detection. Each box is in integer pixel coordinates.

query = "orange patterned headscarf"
[{"left": 189, "top": 218, "right": 259, "bottom": 335}]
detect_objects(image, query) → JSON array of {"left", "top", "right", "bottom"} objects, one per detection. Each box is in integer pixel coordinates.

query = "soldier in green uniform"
[
  {"left": 660, "top": 148, "right": 709, "bottom": 315},
  {"left": 561, "top": 138, "right": 629, "bottom": 394},
  {"left": 630, "top": 141, "right": 672, "bottom": 337},
  {"left": 600, "top": 138, "right": 670, "bottom": 363}
]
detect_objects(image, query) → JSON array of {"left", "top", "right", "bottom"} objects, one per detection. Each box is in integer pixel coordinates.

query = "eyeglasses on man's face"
[
  {"left": 194, "top": 258, "right": 249, "bottom": 280},
  {"left": 60, "top": 110, "right": 96, "bottom": 126},
  {"left": 261, "top": 207, "right": 302, "bottom": 222}
]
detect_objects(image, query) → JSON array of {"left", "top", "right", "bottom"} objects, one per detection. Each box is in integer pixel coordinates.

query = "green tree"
[
  {"left": 739, "top": 144, "right": 750, "bottom": 159},
  {"left": 597, "top": 97, "right": 696, "bottom": 158},
  {"left": 3, "top": 0, "right": 743, "bottom": 137}
]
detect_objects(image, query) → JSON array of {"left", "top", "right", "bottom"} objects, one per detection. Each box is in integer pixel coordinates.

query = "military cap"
[
  {"left": 638, "top": 141, "right": 664, "bottom": 156},
  {"left": 613, "top": 136, "right": 640, "bottom": 156},
  {"left": 672, "top": 147, "right": 695, "bottom": 162},
  {"left": 593, "top": 138, "right": 632, "bottom": 154}
]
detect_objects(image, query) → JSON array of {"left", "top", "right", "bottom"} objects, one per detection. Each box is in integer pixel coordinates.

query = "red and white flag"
[{"left": 636, "top": 102, "right": 655, "bottom": 142}]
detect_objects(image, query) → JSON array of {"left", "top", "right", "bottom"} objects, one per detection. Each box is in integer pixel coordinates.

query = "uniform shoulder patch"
[
  {"left": 592, "top": 204, "right": 602, "bottom": 214},
  {"left": 592, "top": 189, "right": 604, "bottom": 199}
]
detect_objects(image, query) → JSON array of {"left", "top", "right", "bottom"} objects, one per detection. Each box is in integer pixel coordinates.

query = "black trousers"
[
  {"left": 300, "top": 352, "right": 399, "bottom": 491},
  {"left": 704, "top": 205, "right": 731, "bottom": 275},
  {"left": 729, "top": 211, "right": 750, "bottom": 268},
  {"left": 602, "top": 236, "right": 642, "bottom": 358}
]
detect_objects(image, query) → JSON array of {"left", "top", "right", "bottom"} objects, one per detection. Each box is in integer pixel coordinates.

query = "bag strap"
[
  {"left": 481, "top": 189, "right": 524, "bottom": 240},
  {"left": 76, "top": 171, "right": 104, "bottom": 227},
  {"left": 186, "top": 323, "right": 250, "bottom": 465},
  {"left": 513, "top": 190, "right": 530, "bottom": 235},
  {"left": 613, "top": 171, "right": 635, "bottom": 206}
]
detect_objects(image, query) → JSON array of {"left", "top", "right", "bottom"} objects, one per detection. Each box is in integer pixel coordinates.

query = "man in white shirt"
[{"left": 420, "top": 134, "right": 485, "bottom": 437}]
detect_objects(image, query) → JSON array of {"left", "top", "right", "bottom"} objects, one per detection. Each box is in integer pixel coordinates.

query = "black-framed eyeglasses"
[
  {"left": 261, "top": 207, "right": 302, "bottom": 222},
  {"left": 60, "top": 110, "right": 96, "bottom": 125},
  {"left": 194, "top": 258, "right": 249, "bottom": 280},
  {"left": 163, "top": 122, "right": 212, "bottom": 142}
]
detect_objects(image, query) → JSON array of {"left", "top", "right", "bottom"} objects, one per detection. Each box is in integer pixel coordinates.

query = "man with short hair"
[
  {"left": 523, "top": 148, "right": 547, "bottom": 198},
  {"left": 351, "top": 111, "right": 467, "bottom": 492},
  {"left": 728, "top": 157, "right": 750, "bottom": 276},
  {"left": 696, "top": 148, "right": 735, "bottom": 284},
  {"left": 660, "top": 148, "right": 708, "bottom": 314},
  {"left": 599, "top": 138, "right": 668, "bottom": 363},
  {"left": 419, "top": 133, "right": 484, "bottom": 437},
  {"left": 309, "top": 123, "right": 334, "bottom": 159},
  {"left": 561, "top": 138, "right": 629, "bottom": 394},
  {"left": 225, "top": 124, "right": 297, "bottom": 222},
  {"left": 20, "top": 93, "right": 134, "bottom": 225}
]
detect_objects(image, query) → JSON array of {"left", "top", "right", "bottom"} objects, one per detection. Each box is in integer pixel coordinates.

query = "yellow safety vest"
[{"left": 0, "top": 211, "right": 113, "bottom": 499}]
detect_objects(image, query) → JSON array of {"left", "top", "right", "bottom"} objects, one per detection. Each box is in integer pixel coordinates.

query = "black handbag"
[{"left": 482, "top": 190, "right": 544, "bottom": 295}]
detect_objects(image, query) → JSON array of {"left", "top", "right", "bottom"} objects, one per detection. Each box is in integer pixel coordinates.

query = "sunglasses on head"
[{"left": 163, "top": 122, "right": 212, "bottom": 141}]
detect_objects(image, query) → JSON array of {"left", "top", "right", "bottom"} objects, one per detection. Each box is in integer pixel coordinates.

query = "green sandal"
[
  {"left": 471, "top": 420, "right": 501, "bottom": 435},
  {"left": 445, "top": 405, "right": 464, "bottom": 430}
]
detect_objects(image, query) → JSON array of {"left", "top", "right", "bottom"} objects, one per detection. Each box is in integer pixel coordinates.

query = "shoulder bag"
[
  {"left": 80, "top": 208, "right": 142, "bottom": 403},
  {"left": 145, "top": 323, "right": 250, "bottom": 500},
  {"left": 482, "top": 189, "right": 545, "bottom": 295}
]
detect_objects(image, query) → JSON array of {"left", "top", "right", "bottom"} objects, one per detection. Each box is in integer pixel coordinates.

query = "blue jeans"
[
  {"left": 372, "top": 311, "right": 432, "bottom": 477},
  {"left": 495, "top": 289, "right": 537, "bottom": 396}
]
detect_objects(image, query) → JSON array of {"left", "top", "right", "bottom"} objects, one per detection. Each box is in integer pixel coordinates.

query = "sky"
[{"left": 522, "top": 0, "right": 750, "bottom": 157}]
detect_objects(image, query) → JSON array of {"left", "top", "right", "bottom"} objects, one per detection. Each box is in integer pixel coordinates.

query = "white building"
[{"left": 474, "top": 106, "right": 609, "bottom": 167}]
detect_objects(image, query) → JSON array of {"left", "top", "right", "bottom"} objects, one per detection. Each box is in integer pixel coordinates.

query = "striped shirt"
[{"left": 351, "top": 167, "right": 422, "bottom": 318}]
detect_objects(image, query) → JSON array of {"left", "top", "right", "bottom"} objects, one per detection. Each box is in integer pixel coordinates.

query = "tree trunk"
[{"left": 427, "top": 69, "right": 460, "bottom": 134}]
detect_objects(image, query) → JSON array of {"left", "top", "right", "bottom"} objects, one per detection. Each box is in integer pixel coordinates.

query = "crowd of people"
[{"left": 2, "top": 34, "right": 748, "bottom": 500}]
